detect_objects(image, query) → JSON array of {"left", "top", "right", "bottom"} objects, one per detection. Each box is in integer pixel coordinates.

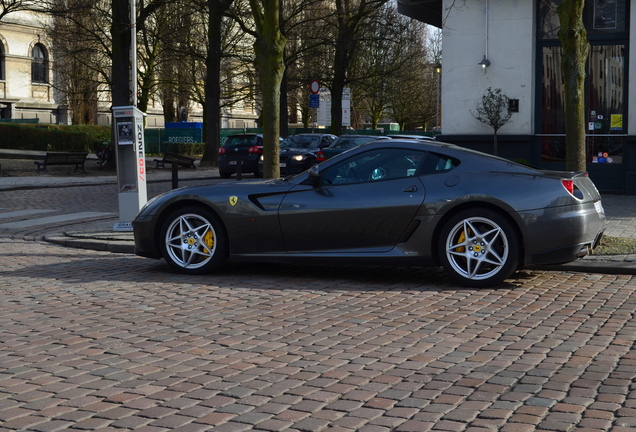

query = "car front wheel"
[
  {"left": 159, "top": 206, "right": 228, "bottom": 274},
  {"left": 438, "top": 209, "right": 519, "bottom": 288}
]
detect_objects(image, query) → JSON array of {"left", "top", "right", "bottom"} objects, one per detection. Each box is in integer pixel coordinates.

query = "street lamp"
[{"left": 435, "top": 63, "right": 441, "bottom": 130}]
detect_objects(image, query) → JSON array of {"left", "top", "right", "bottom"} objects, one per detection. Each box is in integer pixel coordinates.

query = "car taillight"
[
  {"left": 562, "top": 179, "right": 583, "bottom": 199},
  {"left": 219, "top": 147, "right": 226, "bottom": 155},
  {"left": 316, "top": 151, "right": 326, "bottom": 162},
  {"left": 249, "top": 146, "right": 263, "bottom": 154}
]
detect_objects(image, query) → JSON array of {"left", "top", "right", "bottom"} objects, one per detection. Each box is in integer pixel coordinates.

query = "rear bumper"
[{"left": 521, "top": 202, "right": 606, "bottom": 266}]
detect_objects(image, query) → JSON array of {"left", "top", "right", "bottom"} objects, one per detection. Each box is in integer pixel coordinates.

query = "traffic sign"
[
  {"left": 310, "top": 80, "right": 320, "bottom": 95},
  {"left": 309, "top": 94, "right": 320, "bottom": 108}
]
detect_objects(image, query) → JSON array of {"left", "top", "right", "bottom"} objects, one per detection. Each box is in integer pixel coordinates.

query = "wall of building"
[
  {"left": 441, "top": 0, "right": 534, "bottom": 136},
  {"left": 0, "top": 12, "right": 63, "bottom": 123}
]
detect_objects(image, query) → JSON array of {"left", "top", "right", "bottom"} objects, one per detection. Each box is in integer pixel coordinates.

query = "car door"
[{"left": 278, "top": 148, "right": 426, "bottom": 253}]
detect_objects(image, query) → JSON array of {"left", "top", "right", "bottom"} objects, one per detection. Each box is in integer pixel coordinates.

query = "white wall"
[{"left": 441, "top": 0, "right": 534, "bottom": 135}]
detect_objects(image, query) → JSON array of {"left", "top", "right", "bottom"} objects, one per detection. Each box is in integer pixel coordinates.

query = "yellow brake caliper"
[
  {"left": 456, "top": 228, "right": 469, "bottom": 253},
  {"left": 203, "top": 230, "right": 215, "bottom": 254}
]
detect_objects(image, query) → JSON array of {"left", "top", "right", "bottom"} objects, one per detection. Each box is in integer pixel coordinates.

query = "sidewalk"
[{"left": 3, "top": 161, "right": 636, "bottom": 275}]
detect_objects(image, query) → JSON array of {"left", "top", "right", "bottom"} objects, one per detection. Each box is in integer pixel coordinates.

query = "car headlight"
[{"left": 292, "top": 155, "right": 306, "bottom": 161}]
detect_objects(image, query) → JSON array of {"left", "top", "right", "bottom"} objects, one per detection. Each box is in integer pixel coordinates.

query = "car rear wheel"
[
  {"left": 220, "top": 171, "right": 232, "bottom": 179},
  {"left": 438, "top": 209, "right": 519, "bottom": 288},
  {"left": 159, "top": 206, "right": 228, "bottom": 274}
]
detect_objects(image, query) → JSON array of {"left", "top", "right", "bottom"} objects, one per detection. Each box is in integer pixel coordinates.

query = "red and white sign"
[{"left": 309, "top": 79, "right": 320, "bottom": 95}]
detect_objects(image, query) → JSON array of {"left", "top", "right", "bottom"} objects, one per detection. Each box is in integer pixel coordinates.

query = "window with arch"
[
  {"left": 0, "top": 42, "right": 5, "bottom": 81},
  {"left": 32, "top": 43, "right": 48, "bottom": 83}
]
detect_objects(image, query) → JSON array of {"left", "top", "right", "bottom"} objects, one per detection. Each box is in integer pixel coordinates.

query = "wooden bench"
[
  {"left": 154, "top": 152, "right": 197, "bottom": 169},
  {"left": 34, "top": 152, "right": 88, "bottom": 173}
]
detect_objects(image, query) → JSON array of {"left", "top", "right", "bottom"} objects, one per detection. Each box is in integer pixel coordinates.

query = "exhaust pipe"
[{"left": 577, "top": 245, "right": 593, "bottom": 258}]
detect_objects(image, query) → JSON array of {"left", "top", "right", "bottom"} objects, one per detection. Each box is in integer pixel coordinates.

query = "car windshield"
[
  {"left": 223, "top": 136, "right": 258, "bottom": 148},
  {"left": 281, "top": 135, "right": 320, "bottom": 149},
  {"left": 331, "top": 137, "right": 376, "bottom": 150}
]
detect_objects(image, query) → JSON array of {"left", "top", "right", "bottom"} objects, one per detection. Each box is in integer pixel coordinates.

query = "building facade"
[
  {"left": 399, "top": 0, "right": 634, "bottom": 194},
  {"left": 0, "top": 11, "right": 64, "bottom": 123}
]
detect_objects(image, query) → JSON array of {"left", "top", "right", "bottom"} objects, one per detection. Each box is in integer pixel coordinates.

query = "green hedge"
[{"left": 0, "top": 123, "right": 111, "bottom": 152}]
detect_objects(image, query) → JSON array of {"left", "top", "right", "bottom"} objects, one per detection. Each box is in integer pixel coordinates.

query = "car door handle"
[{"left": 403, "top": 185, "right": 418, "bottom": 193}]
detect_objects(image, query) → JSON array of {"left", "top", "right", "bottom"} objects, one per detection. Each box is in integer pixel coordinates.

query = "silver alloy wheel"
[
  {"left": 164, "top": 213, "right": 216, "bottom": 269},
  {"left": 444, "top": 216, "right": 509, "bottom": 281}
]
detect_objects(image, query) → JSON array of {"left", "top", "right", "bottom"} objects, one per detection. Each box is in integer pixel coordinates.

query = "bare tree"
[
  {"left": 327, "top": 0, "right": 389, "bottom": 136},
  {"left": 471, "top": 87, "right": 513, "bottom": 156},
  {"left": 0, "top": 0, "right": 41, "bottom": 21}
]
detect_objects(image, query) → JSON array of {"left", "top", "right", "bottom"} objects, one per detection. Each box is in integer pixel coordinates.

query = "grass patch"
[{"left": 594, "top": 236, "right": 636, "bottom": 255}]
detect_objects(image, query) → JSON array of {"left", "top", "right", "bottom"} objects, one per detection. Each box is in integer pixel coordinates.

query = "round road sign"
[{"left": 310, "top": 80, "right": 320, "bottom": 95}]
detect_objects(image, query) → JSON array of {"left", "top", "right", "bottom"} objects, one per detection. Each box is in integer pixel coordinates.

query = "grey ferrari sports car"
[{"left": 133, "top": 139, "right": 606, "bottom": 287}]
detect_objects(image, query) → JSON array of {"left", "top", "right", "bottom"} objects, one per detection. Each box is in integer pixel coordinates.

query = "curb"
[{"left": 44, "top": 233, "right": 134, "bottom": 254}]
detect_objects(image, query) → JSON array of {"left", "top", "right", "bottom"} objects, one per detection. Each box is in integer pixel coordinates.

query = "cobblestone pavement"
[{"left": 2, "top": 238, "right": 636, "bottom": 432}]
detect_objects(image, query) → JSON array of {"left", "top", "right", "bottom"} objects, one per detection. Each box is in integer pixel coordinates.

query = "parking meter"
[{"left": 112, "top": 106, "right": 147, "bottom": 231}]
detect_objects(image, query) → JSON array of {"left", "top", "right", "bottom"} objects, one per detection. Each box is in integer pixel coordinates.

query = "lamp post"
[{"left": 435, "top": 63, "right": 441, "bottom": 130}]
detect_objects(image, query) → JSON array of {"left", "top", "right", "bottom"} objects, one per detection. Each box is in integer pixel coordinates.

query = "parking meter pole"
[
  {"left": 112, "top": 106, "right": 147, "bottom": 231},
  {"left": 172, "top": 163, "right": 178, "bottom": 189},
  {"left": 236, "top": 160, "right": 243, "bottom": 180}
]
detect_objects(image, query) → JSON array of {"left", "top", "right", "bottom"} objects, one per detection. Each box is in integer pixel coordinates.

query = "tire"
[
  {"left": 438, "top": 209, "right": 519, "bottom": 288},
  {"left": 159, "top": 206, "right": 228, "bottom": 274},
  {"left": 219, "top": 171, "right": 232, "bottom": 179}
]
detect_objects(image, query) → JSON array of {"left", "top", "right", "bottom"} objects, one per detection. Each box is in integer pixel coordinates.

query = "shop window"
[
  {"left": 537, "top": 1, "right": 627, "bottom": 165},
  {"left": 32, "top": 43, "right": 48, "bottom": 83}
]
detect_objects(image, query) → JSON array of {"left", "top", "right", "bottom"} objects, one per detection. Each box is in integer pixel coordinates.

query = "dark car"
[
  {"left": 218, "top": 134, "right": 265, "bottom": 178},
  {"left": 318, "top": 135, "right": 391, "bottom": 160},
  {"left": 273, "top": 133, "right": 337, "bottom": 176},
  {"left": 133, "top": 139, "right": 606, "bottom": 288}
]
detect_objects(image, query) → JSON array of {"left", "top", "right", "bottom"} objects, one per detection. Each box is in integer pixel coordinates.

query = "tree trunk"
[
  {"left": 111, "top": 0, "right": 131, "bottom": 107},
  {"left": 330, "top": 20, "right": 355, "bottom": 136},
  {"left": 557, "top": 0, "right": 589, "bottom": 172},
  {"left": 250, "top": 0, "right": 286, "bottom": 179},
  {"left": 199, "top": 0, "right": 232, "bottom": 167}
]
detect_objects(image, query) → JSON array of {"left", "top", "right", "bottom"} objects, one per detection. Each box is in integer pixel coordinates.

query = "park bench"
[
  {"left": 34, "top": 151, "right": 88, "bottom": 173},
  {"left": 154, "top": 152, "right": 197, "bottom": 169}
]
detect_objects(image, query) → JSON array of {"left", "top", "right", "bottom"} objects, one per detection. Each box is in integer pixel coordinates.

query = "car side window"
[
  {"left": 420, "top": 152, "right": 460, "bottom": 175},
  {"left": 323, "top": 149, "right": 426, "bottom": 185}
]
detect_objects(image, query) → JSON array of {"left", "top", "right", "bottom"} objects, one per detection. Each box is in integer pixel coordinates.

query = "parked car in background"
[
  {"left": 387, "top": 134, "right": 436, "bottom": 141},
  {"left": 133, "top": 138, "right": 606, "bottom": 288},
  {"left": 218, "top": 134, "right": 265, "bottom": 178},
  {"left": 270, "top": 133, "right": 337, "bottom": 176},
  {"left": 318, "top": 135, "right": 391, "bottom": 161}
]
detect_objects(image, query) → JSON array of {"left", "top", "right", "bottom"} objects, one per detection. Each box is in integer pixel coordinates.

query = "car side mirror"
[{"left": 308, "top": 165, "right": 321, "bottom": 186}]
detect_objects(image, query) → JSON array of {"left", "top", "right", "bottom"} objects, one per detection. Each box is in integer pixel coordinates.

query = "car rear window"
[{"left": 223, "top": 136, "right": 259, "bottom": 148}]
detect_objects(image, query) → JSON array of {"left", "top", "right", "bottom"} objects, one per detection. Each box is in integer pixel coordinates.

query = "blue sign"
[{"left": 309, "top": 94, "right": 320, "bottom": 108}]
